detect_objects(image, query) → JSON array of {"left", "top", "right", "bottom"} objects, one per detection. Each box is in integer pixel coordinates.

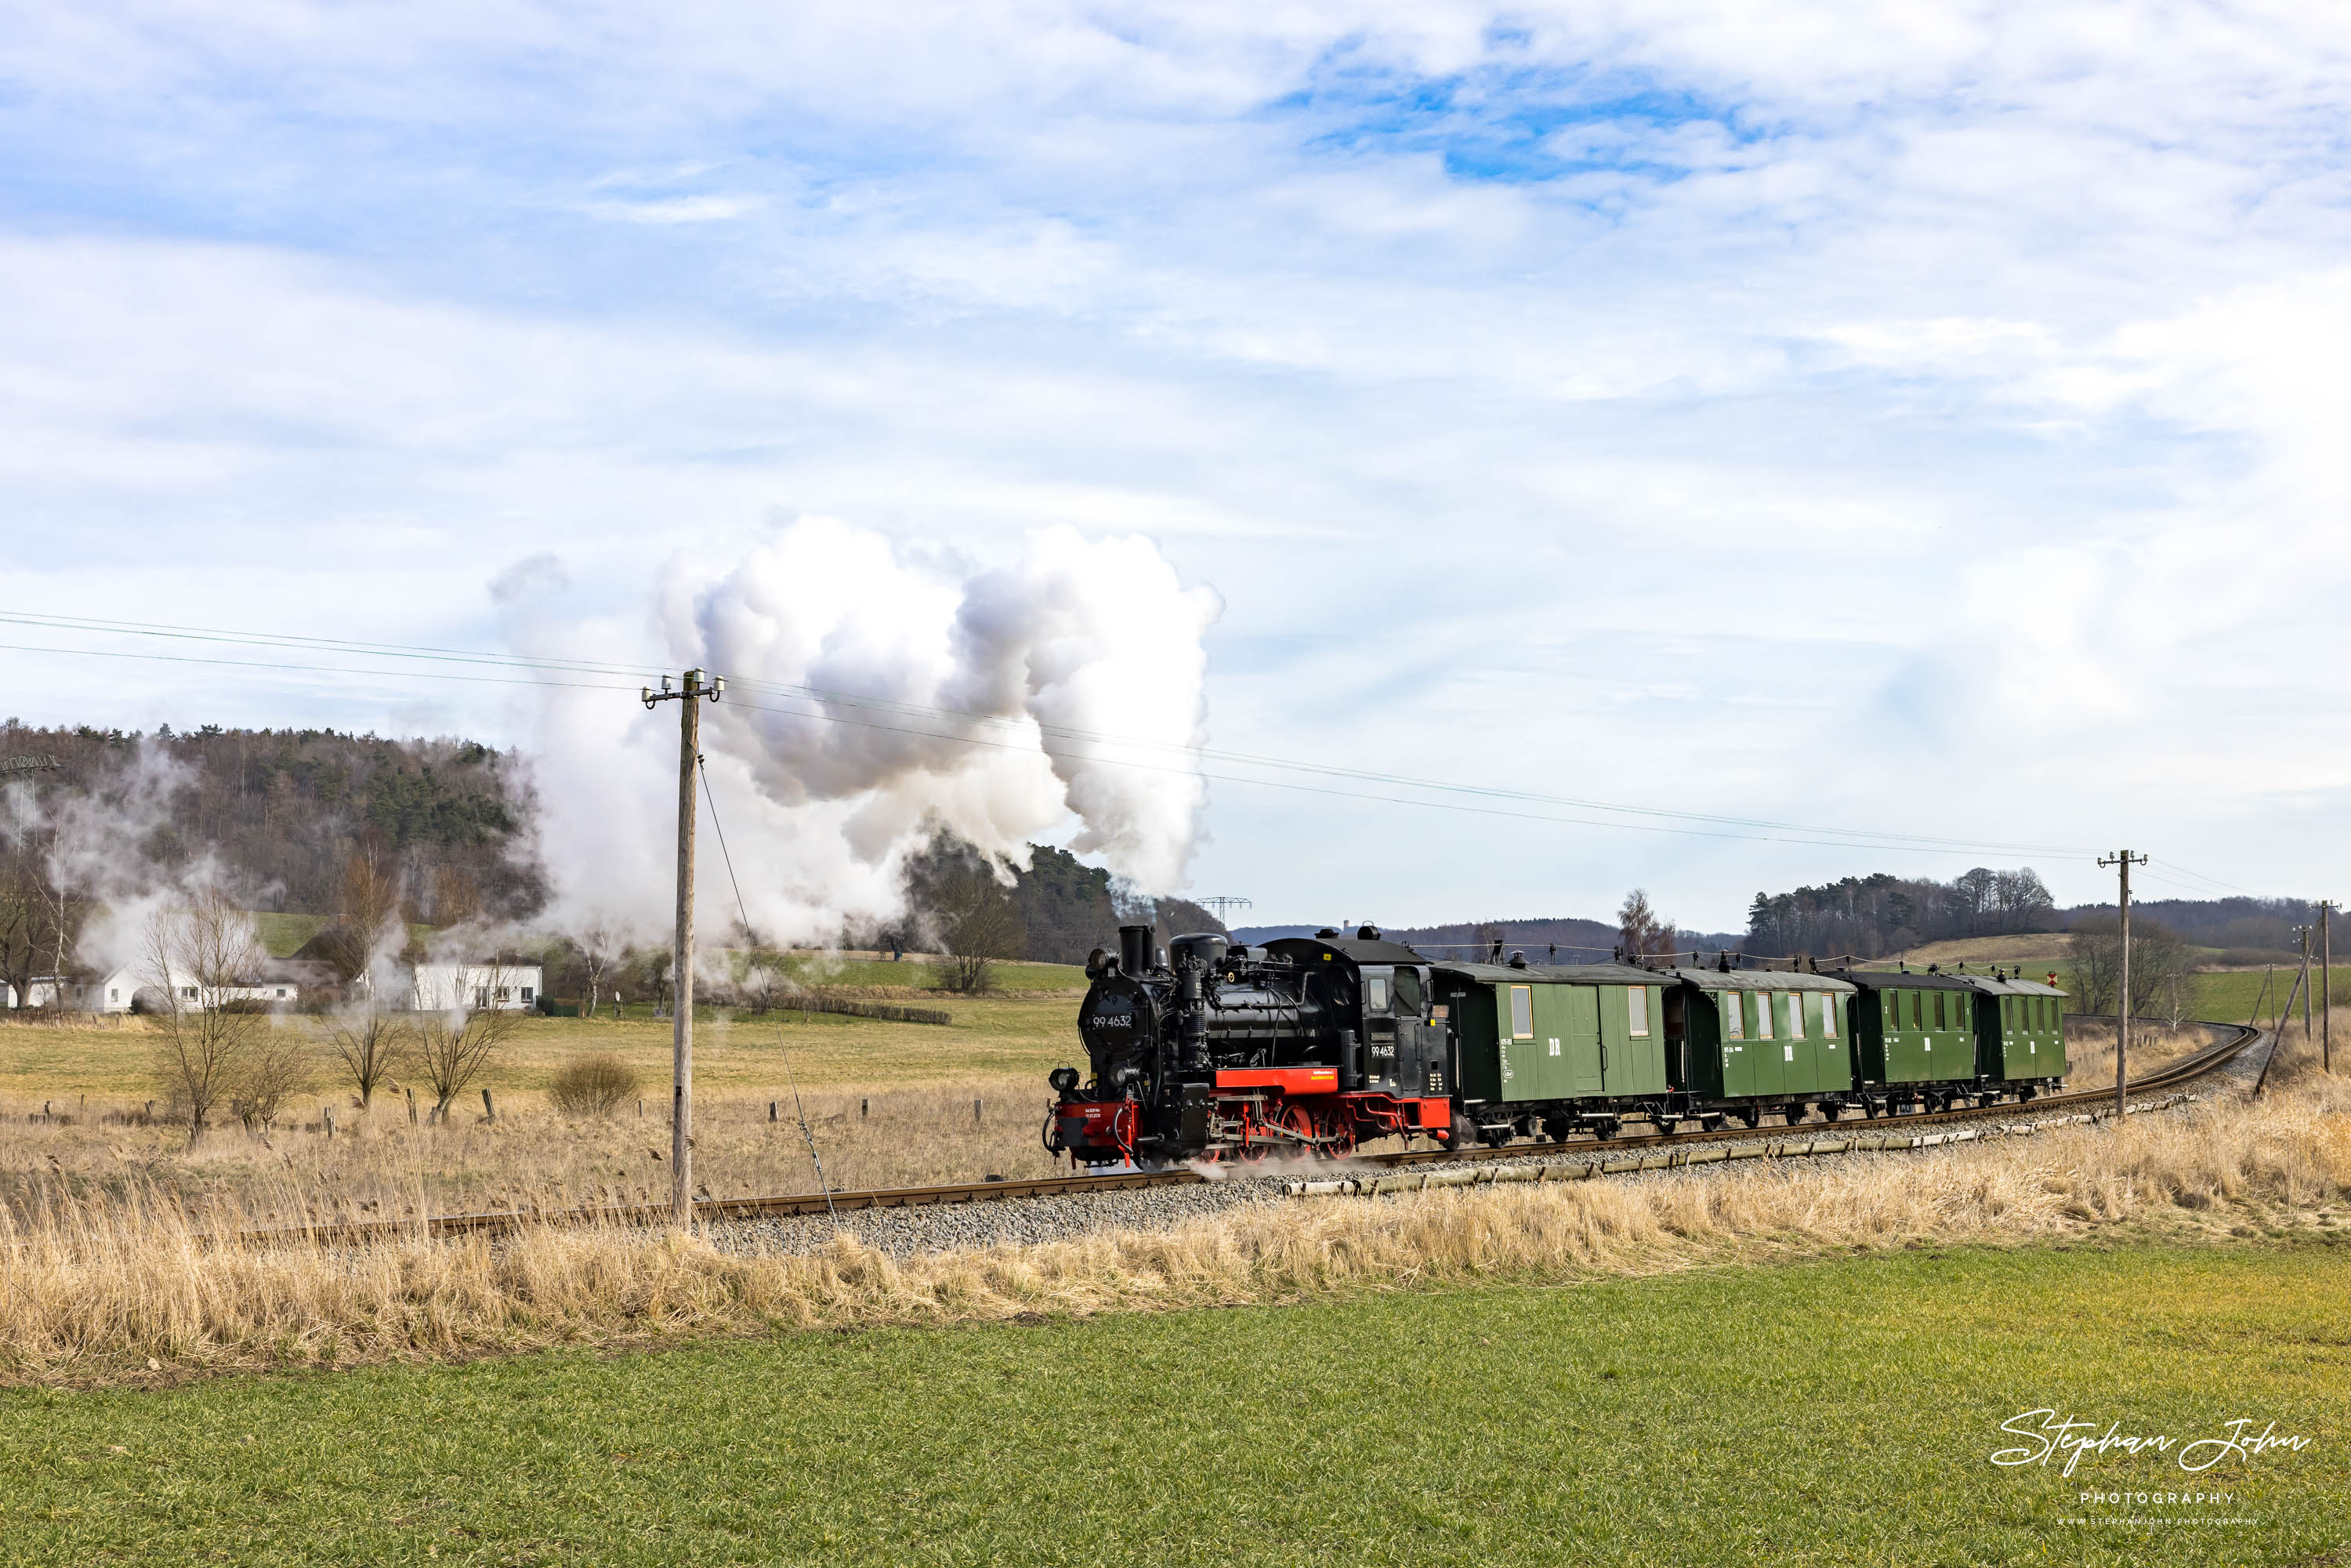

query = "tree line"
[{"left": 1745, "top": 867, "right": 2059, "bottom": 959}]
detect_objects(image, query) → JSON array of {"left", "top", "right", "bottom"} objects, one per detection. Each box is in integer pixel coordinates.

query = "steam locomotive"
[{"left": 1045, "top": 923, "right": 2068, "bottom": 1167}]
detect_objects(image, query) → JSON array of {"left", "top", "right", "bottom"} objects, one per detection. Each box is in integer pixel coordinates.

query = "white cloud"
[{"left": 2, "top": 2, "right": 2349, "bottom": 925}]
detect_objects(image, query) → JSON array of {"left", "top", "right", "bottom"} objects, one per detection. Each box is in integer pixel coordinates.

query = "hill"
[{"left": 1234, "top": 915, "right": 1744, "bottom": 960}]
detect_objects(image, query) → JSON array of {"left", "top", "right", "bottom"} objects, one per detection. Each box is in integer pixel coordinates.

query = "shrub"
[{"left": 548, "top": 1052, "right": 640, "bottom": 1117}]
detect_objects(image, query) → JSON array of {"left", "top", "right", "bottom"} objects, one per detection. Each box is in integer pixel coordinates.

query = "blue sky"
[{"left": 3, "top": 2, "right": 2349, "bottom": 934}]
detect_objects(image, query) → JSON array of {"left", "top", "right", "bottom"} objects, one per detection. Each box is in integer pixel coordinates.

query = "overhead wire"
[
  {"left": 18, "top": 610, "right": 2286, "bottom": 880},
  {"left": 0, "top": 610, "right": 2101, "bottom": 860}
]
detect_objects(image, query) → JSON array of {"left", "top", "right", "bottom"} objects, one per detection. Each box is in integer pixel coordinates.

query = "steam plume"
[{"left": 513, "top": 518, "right": 1218, "bottom": 948}]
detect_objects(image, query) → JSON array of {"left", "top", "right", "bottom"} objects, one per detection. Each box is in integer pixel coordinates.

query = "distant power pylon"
[{"left": 1198, "top": 896, "right": 1253, "bottom": 928}]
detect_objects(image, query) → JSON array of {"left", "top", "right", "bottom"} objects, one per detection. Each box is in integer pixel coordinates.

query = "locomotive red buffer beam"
[{"left": 1054, "top": 1099, "right": 1137, "bottom": 1161}]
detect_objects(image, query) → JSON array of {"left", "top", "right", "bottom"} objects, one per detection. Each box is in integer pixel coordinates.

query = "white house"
[
  {"left": 406, "top": 960, "right": 544, "bottom": 1012},
  {"left": 20, "top": 976, "right": 73, "bottom": 1009},
  {"left": 69, "top": 963, "right": 304, "bottom": 1014}
]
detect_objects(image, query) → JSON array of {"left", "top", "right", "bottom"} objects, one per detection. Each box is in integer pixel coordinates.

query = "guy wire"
[{"left": 696, "top": 753, "right": 838, "bottom": 1223}]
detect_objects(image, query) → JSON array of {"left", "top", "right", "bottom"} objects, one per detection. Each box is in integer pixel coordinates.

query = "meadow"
[{"left": 0, "top": 1240, "right": 2342, "bottom": 1565}]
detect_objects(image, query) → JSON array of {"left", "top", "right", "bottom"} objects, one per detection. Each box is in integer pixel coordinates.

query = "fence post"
[
  {"left": 974, "top": 1096, "right": 982, "bottom": 1124},
  {"left": 407, "top": 1086, "right": 418, "bottom": 1125},
  {"left": 482, "top": 1088, "right": 496, "bottom": 1122},
  {"left": 324, "top": 1106, "right": 335, "bottom": 1140},
  {"left": 769, "top": 1100, "right": 778, "bottom": 1122},
  {"left": 861, "top": 1098, "right": 868, "bottom": 1119}
]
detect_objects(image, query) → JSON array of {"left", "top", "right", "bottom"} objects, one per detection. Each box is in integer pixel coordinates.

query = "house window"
[
  {"left": 1756, "top": 993, "right": 1773, "bottom": 1039},
  {"left": 1627, "top": 987, "right": 1650, "bottom": 1037},
  {"left": 473, "top": 987, "right": 490, "bottom": 1009},
  {"left": 1820, "top": 994, "right": 1838, "bottom": 1037},
  {"left": 521, "top": 987, "right": 534, "bottom": 1002},
  {"left": 180, "top": 986, "right": 197, "bottom": 1000},
  {"left": 275, "top": 988, "right": 288, "bottom": 998},
  {"left": 494, "top": 987, "right": 511, "bottom": 1003},
  {"left": 1786, "top": 992, "right": 1804, "bottom": 1039},
  {"left": 1724, "top": 992, "right": 1744, "bottom": 1039},
  {"left": 1509, "top": 985, "right": 1533, "bottom": 1040},
  {"left": 108, "top": 989, "right": 119, "bottom": 1002}
]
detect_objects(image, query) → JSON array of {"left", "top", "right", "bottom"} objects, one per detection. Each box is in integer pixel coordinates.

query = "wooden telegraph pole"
[
  {"left": 642, "top": 668, "right": 724, "bottom": 1226},
  {"left": 2097, "top": 850, "right": 2146, "bottom": 1120}
]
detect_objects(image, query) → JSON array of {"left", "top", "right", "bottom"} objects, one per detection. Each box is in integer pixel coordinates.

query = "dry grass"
[
  {"left": 2061, "top": 1016, "right": 2219, "bottom": 1088},
  {"left": 2, "top": 1059, "right": 2345, "bottom": 1389},
  {"left": 0, "top": 1081, "right": 1067, "bottom": 1228},
  {"left": 0, "top": 990, "right": 1086, "bottom": 1100}
]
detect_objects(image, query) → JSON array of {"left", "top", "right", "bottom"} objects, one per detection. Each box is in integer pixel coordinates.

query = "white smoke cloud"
[
  {"left": 511, "top": 516, "right": 1219, "bottom": 949},
  {"left": 25, "top": 741, "right": 230, "bottom": 976}
]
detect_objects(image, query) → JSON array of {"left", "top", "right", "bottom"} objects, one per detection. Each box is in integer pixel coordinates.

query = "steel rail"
[{"left": 229, "top": 1020, "right": 2262, "bottom": 1248}]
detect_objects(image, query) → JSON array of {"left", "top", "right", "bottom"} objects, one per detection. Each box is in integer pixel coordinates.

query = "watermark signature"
[{"left": 1992, "top": 1410, "right": 2309, "bottom": 1478}]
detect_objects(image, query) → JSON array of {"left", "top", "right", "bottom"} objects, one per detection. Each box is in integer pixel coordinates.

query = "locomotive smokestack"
[{"left": 1118, "top": 924, "right": 1154, "bottom": 976}]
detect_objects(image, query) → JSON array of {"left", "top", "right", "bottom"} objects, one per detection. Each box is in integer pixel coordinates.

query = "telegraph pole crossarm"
[
  {"left": 2096, "top": 850, "right": 2147, "bottom": 1121},
  {"left": 643, "top": 668, "right": 725, "bottom": 1226}
]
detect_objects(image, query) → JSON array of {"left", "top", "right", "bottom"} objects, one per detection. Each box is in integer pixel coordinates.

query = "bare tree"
[
  {"left": 575, "top": 919, "right": 621, "bottom": 1019},
  {"left": 230, "top": 1028, "right": 316, "bottom": 1135},
  {"left": 905, "top": 838, "right": 1024, "bottom": 994},
  {"left": 146, "top": 886, "right": 273, "bottom": 1149},
  {"left": 2070, "top": 916, "right": 2197, "bottom": 1020},
  {"left": 424, "top": 864, "right": 484, "bottom": 929},
  {"left": 0, "top": 791, "right": 85, "bottom": 1009},
  {"left": 1618, "top": 889, "right": 1675, "bottom": 959},
  {"left": 325, "top": 999, "right": 410, "bottom": 1110},
  {"left": 0, "top": 849, "right": 52, "bottom": 1009},
  {"left": 340, "top": 837, "right": 402, "bottom": 942},
  {"left": 411, "top": 959, "right": 523, "bottom": 1121},
  {"left": 738, "top": 947, "right": 791, "bottom": 1014}
]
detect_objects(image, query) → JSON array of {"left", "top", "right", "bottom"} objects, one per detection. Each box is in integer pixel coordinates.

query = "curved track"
[{"left": 248, "top": 1021, "right": 2262, "bottom": 1246}]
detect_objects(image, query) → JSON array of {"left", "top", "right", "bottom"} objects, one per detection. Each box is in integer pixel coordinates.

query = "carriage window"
[
  {"left": 1724, "top": 993, "right": 1744, "bottom": 1038},
  {"left": 1392, "top": 968, "right": 1424, "bottom": 1015},
  {"left": 1509, "top": 986, "right": 1534, "bottom": 1040},
  {"left": 1820, "top": 994, "right": 1838, "bottom": 1037},
  {"left": 1932, "top": 992, "right": 1946, "bottom": 1030},
  {"left": 1627, "top": 987, "right": 1650, "bottom": 1037},
  {"left": 1785, "top": 992, "right": 1804, "bottom": 1038},
  {"left": 1756, "top": 992, "right": 1774, "bottom": 1038},
  {"left": 1365, "top": 974, "right": 1389, "bottom": 1012},
  {"left": 1910, "top": 990, "right": 1923, "bottom": 1030}
]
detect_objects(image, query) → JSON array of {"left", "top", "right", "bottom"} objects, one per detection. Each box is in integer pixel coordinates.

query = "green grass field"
[{"left": 2, "top": 1240, "right": 2342, "bottom": 1566}]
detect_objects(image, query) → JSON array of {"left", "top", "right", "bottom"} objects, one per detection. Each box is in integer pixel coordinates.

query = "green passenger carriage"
[
  {"left": 1434, "top": 961, "right": 1672, "bottom": 1143},
  {"left": 1657, "top": 969, "right": 1858, "bottom": 1126}
]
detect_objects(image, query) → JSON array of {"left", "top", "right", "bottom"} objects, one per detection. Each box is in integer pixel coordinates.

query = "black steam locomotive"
[
  {"left": 1046, "top": 922, "right": 2069, "bottom": 1167},
  {"left": 1049, "top": 924, "right": 1457, "bottom": 1167}
]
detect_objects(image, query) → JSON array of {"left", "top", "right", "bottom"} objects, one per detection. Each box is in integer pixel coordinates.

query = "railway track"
[{"left": 242, "top": 1020, "right": 2262, "bottom": 1248}]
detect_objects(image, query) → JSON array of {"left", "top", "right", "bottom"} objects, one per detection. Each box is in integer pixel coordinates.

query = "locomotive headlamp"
[{"left": 1049, "top": 1066, "right": 1080, "bottom": 1094}]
